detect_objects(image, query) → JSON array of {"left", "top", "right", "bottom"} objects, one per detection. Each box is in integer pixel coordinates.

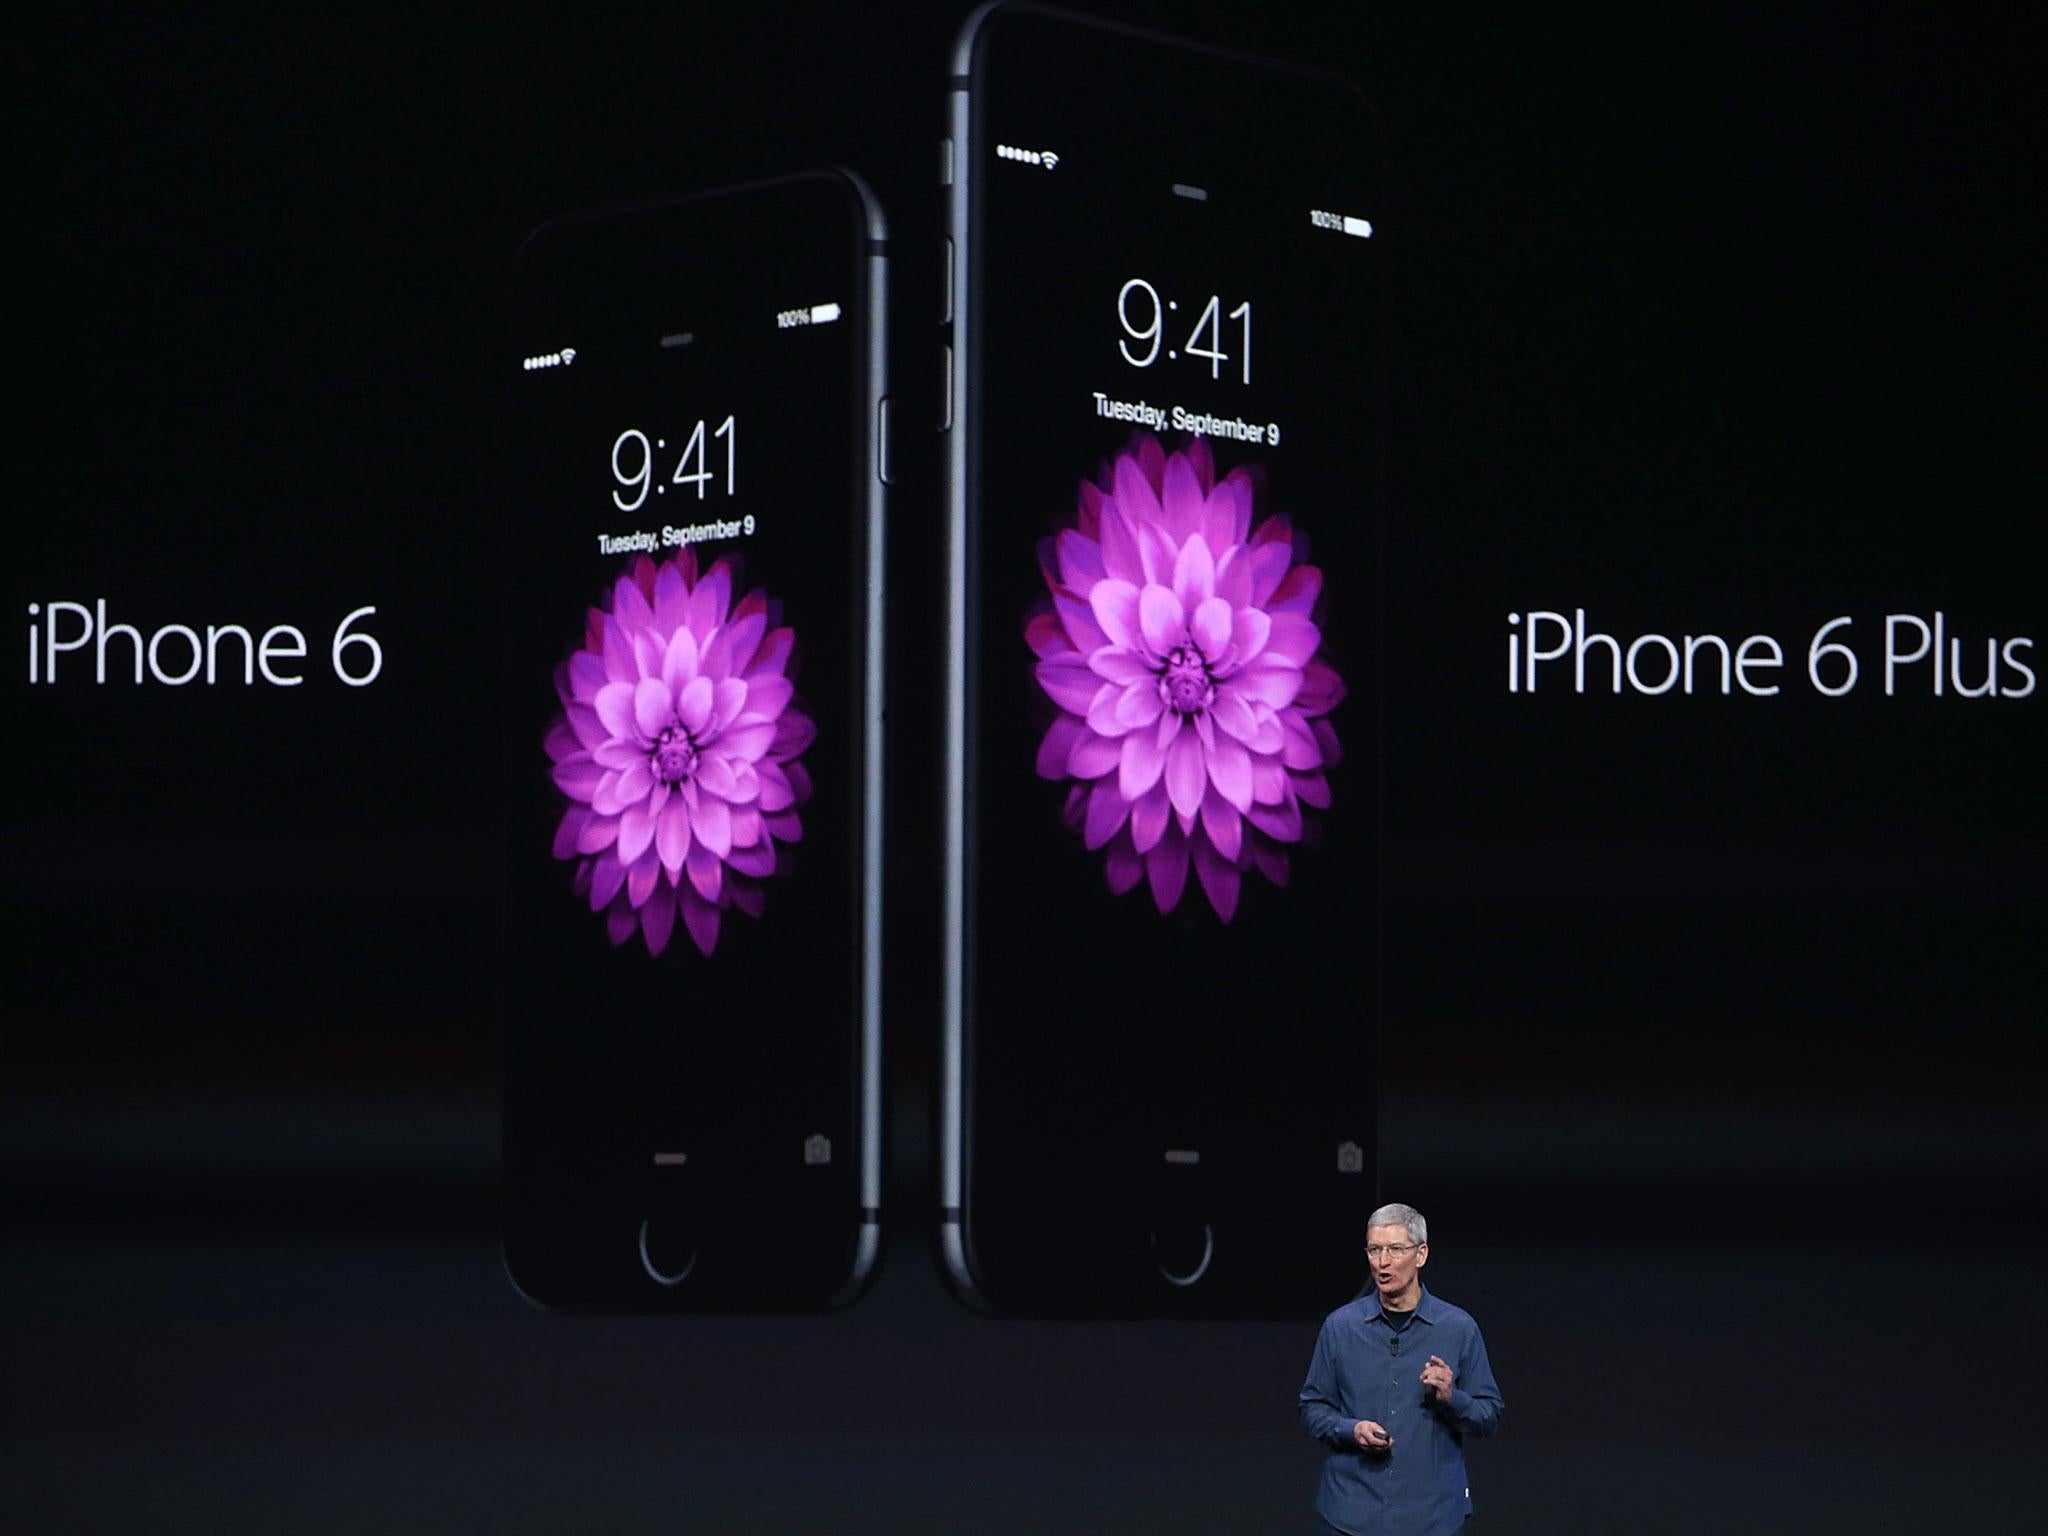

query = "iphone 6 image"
[
  {"left": 504, "top": 173, "right": 886, "bottom": 1310},
  {"left": 942, "top": 6, "right": 1382, "bottom": 1316}
]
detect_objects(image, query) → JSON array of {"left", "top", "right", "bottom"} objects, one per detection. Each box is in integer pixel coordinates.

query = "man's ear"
[{"left": 1413, "top": 1243, "right": 1428, "bottom": 1270}]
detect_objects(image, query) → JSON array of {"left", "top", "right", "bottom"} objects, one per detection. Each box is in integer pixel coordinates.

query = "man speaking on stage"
[{"left": 1298, "top": 1204, "right": 1505, "bottom": 1535}]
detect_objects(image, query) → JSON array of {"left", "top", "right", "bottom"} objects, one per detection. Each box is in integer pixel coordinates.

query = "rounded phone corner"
[
  {"left": 824, "top": 1215, "right": 885, "bottom": 1310},
  {"left": 499, "top": 1236, "right": 566, "bottom": 1313},
  {"left": 937, "top": 1213, "right": 996, "bottom": 1314}
]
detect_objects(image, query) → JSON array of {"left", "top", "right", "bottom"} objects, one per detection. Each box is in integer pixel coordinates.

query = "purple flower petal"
[
  {"left": 1235, "top": 657, "right": 1305, "bottom": 710},
  {"left": 1205, "top": 733, "right": 1254, "bottom": 814},
  {"left": 1146, "top": 825, "right": 1190, "bottom": 913},
  {"left": 721, "top": 720, "right": 778, "bottom": 762},
  {"left": 1298, "top": 659, "right": 1346, "bottom": 715},
  {"left": 681, "top": 887, "right": 721, "bottom": 956},
  {"left": 567, "top": 703, "right": 607, "bottom": 752},
  {"left": 618, "top": 804, "right": 656, "bottom": 866},
  {"left": 686, "top": 841, "right": 724, "bottom": 902},
  {"left": 1053, "top": 591, "right": 1109, "bottom": 653},
  {"left": 639, "top": 889, "right": 677, "bottom": 956},
  {"left": 1037, "top": 716, "right": 1088, "bottom": 781},
  {"left": 1114, "top": 452, "right": 1165, "bottom": 537},
  {"left": 569, "top": 651, "right": 608, "bottom": 704},
  {"left": 1165, "top": 727, "right": 1207, "bottom": 819},
  {"left": 728, "top": 803, "right": 762, "bottom": 850},
  {"left": 656, "top": 799, "right": 692, "bottom": 875},
  {"left": 1162, "top": 450, "right": 1207, "bottom": 543},
  {"left": 594, "top": 682, "right": 640, "bottom": 744},
  {"left": 711, "top": 676, "right": 751, "bottom": 733},
  {"left": 1281, "top": 714, "right": 1323, "bottom": 770},
  {"left": 615, "top": 758, "right": 655, "bottom": 807},
  {"left": 551, "top": 754, "right": 604, "bottom": 803},
  {"left": 1213, "top": 545, "right": 1253, "bottom": 609},
  {"left": 553, "top": 807, "right": 588, "bottom": 860},
  {"left": 1131, "top": 784, "right": 1170, "bottom": 853},
  {"left": 1190, "top": 596, "right": 1232, "bottom": 663},
  {"left": 653, "top": 561, "right": 689, "bottom": 632},
  {"left": 695, "top": 754, "right": 739, "bottom": 800},
  {"left": 575, "top": 814, "right": 619, "bottom": 855},
  {"left": 1098, "top": 501, "right": 1144, "bottom": 585},
  {"left": 1200, "top": 791, "right": 1244, "bottom": 861},
  {"left": 1136, "top": 522, "right": 1179, "bottom": 587},
  {"left": 1252, "top": 758, "right": 1289, "bottom": 807},
  {"left": 1089, "top": 580, "right": 1142, "bottom": 650},
  {"left": 757, "top": 760, "right": 796, "bottom": 811},
  {"left": 747, "top": 626, "right": 795, "bottom": 679},
  {"left": 1027, "top": 613, "right": 1070, "bottom": 659},
  {"left": 1210, "top": 691, "right": 1261, "bottom": 745},
  {"left": 1193, "top": 838, "right": 1241, "bottom": 923},
  {"left": 1227, "top": 608, "right": 1271, "bottom": 673},
  {"left": 1139, "top": 584, "right": 1186, "bottom": 656},
  {"left": 1035, "top": 657, "right": 1105, "bottom": 716},
  {"left": 1084, "top": 779, "right": 1130, "bottom": 849},
  {"left": 1087, "top": 684, "right": 1135, "bottom": 739},
  {"left": 1057, "top": 528, "right": 1105, "bottom": 589},
  {"left": 661, "top": 625, "right": 700, "bottom": 693},
  {"left": 1268, "top": 563, "right": 1321, "bottom": 617},
  {"left": 1172, "top": 533, "right": 1216, "bottom": 612},
  {"left": 1265, "top": 611, "right": 1320, "bottom": 666},
  {"left": 601, "top": 616, "right": 636, "bottom": 685},
  {"left": 1105, "top": 837, "right": 1144, "bottom": 894},
  {"left": 1068, "top": 731, "right": 1123, "bottom": 780},
  {"left": 691, "top": 794, "right": 732, "bottom": 859},
  {"left": 1116, "top": 679, "right": 1164, "bottom": 730},
  {"left": 1120, "top": 728, "right": 1167, "bottom": 802},
  {"left": 595, "top": 900, "right": 631, "bottom": 946},
  {"left": 676, "top": 674, "right": 715, "bottom": 735},
  {"left": 591, "top": 854, "right": 626, "bottom": 910},
  {"left": 1088, "top": 644, "right": 1154, "bottom": 685}
]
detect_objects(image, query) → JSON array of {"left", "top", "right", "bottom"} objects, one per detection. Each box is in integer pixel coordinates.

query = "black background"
[{"left": 6, "top": 3, "right": 2043, "bottom": 1532}]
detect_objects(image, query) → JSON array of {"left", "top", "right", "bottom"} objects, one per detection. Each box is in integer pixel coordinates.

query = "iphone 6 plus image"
[
  {"left": 942, "top": 6, "right": 1382, "bottom": 1315},
  {"left": 504, "top": 174, "right": 886, "bottom": 1310}
]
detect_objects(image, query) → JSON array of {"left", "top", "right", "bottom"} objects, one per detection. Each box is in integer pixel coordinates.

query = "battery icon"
[
  {"left": 1342, "top": 216, "right": 1373, "bottom": 239},
  {"left": 809, "top": 302, "right": 842, "bottom": 324}
]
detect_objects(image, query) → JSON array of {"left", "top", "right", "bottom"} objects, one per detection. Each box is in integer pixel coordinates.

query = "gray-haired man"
[{"left": 1298, "top": 1204, "right": 1504, "bottom": 1535}]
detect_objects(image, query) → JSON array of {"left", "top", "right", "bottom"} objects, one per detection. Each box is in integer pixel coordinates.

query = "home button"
[
  {"left": 1149, "top": 1213, "right": 1214, "bottom": 1287},
  {"left": 638, "top": 1215, "right": 698, "bottom": 1286}
]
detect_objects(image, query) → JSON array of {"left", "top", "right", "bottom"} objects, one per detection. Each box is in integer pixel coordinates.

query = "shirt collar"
[{"left": 1370, "top": 1283, "right": 1438, "bottom": 1325}]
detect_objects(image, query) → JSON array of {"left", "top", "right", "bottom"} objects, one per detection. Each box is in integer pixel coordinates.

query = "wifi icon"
[
  {"left": 561, "top": 347, "right": 577, "bottom": 365},
  {"left": 1040, "top": 151, "right": 1060, "bottom": 170}
]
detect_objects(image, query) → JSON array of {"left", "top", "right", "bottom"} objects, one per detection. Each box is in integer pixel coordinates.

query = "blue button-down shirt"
[{"left": 1298, "top": 1286, "right": 1504, "bottom": 1536}]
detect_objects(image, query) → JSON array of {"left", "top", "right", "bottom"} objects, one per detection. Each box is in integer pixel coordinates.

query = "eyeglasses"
[{"left": 1365, "top": 1243, "right": 1419, "bottom": 1259}]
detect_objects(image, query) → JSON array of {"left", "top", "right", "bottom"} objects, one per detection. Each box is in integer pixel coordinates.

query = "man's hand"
[
  {"left": 1352, "top": 1419, "right": 1392, "bottom": 1451},
  {"left": 1420, "top": 1354, "right": 1455, "bottom": 1404}
]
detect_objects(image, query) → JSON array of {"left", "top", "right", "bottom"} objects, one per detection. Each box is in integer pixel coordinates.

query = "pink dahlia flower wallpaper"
[
  {"left": 544, "top": 550, "right": 813, "bottom": 958},
  {"left": 1027, "top": 434, "right": 1344, "bottom": 921}
]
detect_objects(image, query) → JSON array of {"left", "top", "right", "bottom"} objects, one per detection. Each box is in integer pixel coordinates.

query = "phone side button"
[
  {"left": 940, "top": 345, "right": 953, "bottom": 432},
  {"left": 638, "top": 1215, "right": 698, "bottom": 1286},
  {"left": 877, "top": 396, "right": 893, "bottom": 485},
  {"left": 1149, "top": 1214, "right": 1214, "bottom": 1288}
]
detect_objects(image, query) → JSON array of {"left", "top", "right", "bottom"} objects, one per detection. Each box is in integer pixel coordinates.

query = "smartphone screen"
[
  {"left": 945, "top": 9, "right": 1381, "bottom": 1315},
  {"left": 505, "top": 175, "right": 884, "bottom": 1310}
]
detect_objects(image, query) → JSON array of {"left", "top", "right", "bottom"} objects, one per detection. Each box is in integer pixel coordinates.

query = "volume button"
[
  {"left": 939, "top": 137, "right": 953, "bottom": 186},
  {"left": 940, "top": 345, "right": 953, "bottom": 433},
  {"left": 941, "top": 239, "right": 954, "bottom": 327}
]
